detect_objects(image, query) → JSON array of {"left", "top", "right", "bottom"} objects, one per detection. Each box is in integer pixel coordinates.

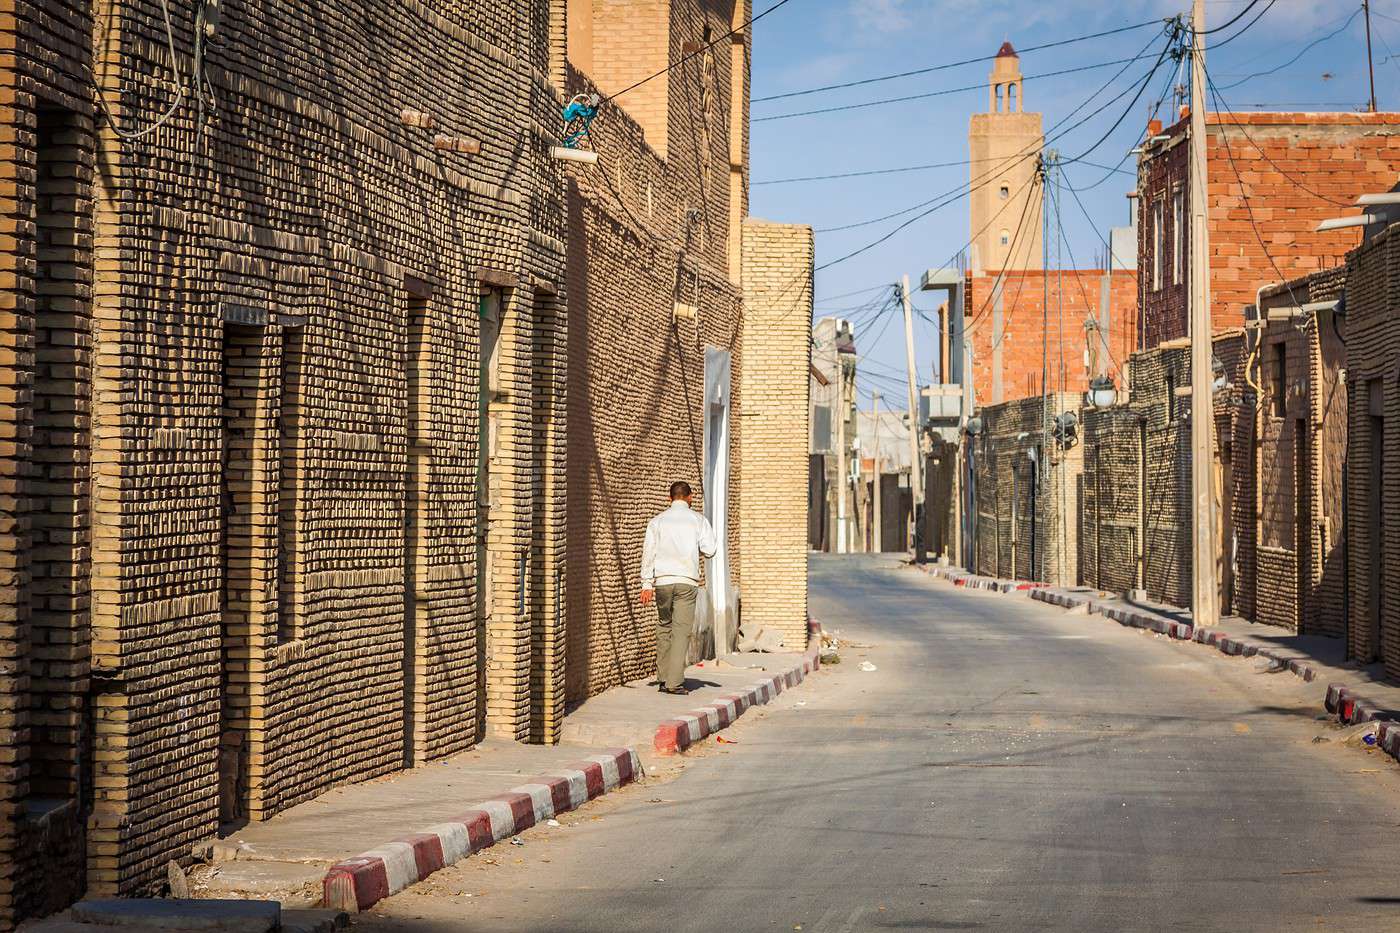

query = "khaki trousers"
[{"left": 655, "top": 583, "right": 697, "bottom": 690}]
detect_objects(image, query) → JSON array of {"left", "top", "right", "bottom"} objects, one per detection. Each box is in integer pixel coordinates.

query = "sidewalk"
[
  {"left": 918, "top": 562, "right": 1400, "bottom": 764},
  {"left": 188, "top": 628, "right": 821, "bottom": 915}
]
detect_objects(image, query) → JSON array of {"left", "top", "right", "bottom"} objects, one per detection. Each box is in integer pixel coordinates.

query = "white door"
[{"left": 703, "top": 347, "right": 731, "bottom": 654}]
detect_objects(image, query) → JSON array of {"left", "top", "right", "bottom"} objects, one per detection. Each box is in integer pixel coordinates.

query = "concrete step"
[
  {"left": 280, "top": 909, "right": 348, "bottom": 933},
  {"left": 69, "top": 899, "right": 279, "bottom": 932}
]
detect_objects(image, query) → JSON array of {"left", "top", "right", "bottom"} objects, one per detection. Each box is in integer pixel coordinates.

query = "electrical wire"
[
  {"left": 1217, "top": 7, "right": 1361, "bottom": 90},
  {"left": 760, "top": 26, "right": 1176, "bottom": 328},
  {"left": 964, "top": 170, "right": 1044, "bottom": 337},
  {"left": 1204, "top": 65, "right": 1352, "bottom": 207},
  {"left": 755, "top": 157, "right": 1133, "bottom": 187},
  {"left": 601, "top": 0, "right": 798, "bottom": 105},
  {"left": 753, "top": 18, "right": 1165, "bottom": 103},
  {"left": 816, "top": 27, "right": 1172, "bottom": 236},
  {"left": 1208, "top": 0, "right": 1280, "bottom": 50},
  {"left": 755, "top": 54, "right": 1161, "bottom": 123},
  {"left": 94, "top": 0, "right": 186, "bottom": 140},
  {"left": 1051, "top": 181, "right": 1128, "bottom": 382},
  {"left": 1189, "top": 0, "right": 1268, "bottom": 35},
  {"left": 1061, "top": 23, "right": 1183, "bottom": 167},
  {"left": 1203, "top": 66, "right": 1314, "bottom": 326}
]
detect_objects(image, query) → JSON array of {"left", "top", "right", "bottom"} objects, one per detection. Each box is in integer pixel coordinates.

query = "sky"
[{"left": 746, "top": 0, "right": 1400, "bottom": 410}]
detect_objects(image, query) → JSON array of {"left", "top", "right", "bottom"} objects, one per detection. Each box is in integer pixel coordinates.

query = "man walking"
[{"left": 640, "top": 481, "right": 718, "bottom": 695}]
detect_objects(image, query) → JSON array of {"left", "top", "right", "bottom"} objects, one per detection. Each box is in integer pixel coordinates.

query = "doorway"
[
  {"left": 703, "top": 347, "right": 731, "bottom": 653},
  {"left": 1368, "top": 380, "right": 1384, "bottom": 661},
  {"left": 219, "top": 323, "right": 263, "bottom": 824},
  {"left": 476, "top": 289, "right": 503, "bottom": 735},
  {"left": 1295, "top": 420, "right": 1311, "bottom": 633},
  {"left": 402, "top": 290, "right": 430, "bottom": 765}
]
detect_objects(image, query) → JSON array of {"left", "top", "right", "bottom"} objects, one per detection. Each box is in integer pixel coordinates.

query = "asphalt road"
[{"left": 355, "top": 554, "right": 1400, "bottom": 932}]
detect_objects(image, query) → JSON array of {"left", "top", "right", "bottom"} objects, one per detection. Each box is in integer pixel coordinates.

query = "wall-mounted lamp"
[{"left": 1086, "top": 375, "right": 1118, "bottom": 410}]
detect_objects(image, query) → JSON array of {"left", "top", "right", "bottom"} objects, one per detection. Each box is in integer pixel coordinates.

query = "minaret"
[{"left": 968, "top": 42, "right": 1045, "bottom": 273}]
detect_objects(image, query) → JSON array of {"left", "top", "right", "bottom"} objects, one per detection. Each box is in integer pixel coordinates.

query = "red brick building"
[
  {"left": 1137, "top": 111, "right": 1400, "bottom": 349},
  {"left": 964, "top": 269, "right": 1137, "bottom": 405}
]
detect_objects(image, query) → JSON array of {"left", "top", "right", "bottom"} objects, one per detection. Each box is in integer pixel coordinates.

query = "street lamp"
[{"left": 1087, "top": 375, "right": 1118, "bottom": 410}]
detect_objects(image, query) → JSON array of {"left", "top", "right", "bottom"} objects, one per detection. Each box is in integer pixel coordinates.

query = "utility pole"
[
  {"left": 835, "top": 345, "right": 849, "bottom": 554},
  {"left": 1189, "top": 0, "right": 1220, "bottom": 628},
  {"left": 900, "top": 275, "right": 925, "bottom": 562},
  {"left": 872, "top": 391, "right": 883, "bottom": 553},
  {"left": 1365, "top": 0, "right": 1379, "bottom": 112}
]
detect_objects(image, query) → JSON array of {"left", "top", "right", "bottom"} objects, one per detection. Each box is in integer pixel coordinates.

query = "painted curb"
[
  {"left": 322, "top": 747, "right": 641, "bottom": 913},
  {"left": 921, "top": 564, "right": 1043, "bottom": 594},
  {"left": 653, "top": 621, "right": 823, "bottom": 756}
]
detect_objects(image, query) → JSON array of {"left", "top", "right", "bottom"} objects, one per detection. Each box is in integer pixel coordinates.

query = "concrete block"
[
  {"left": 69, "top": 899, "right": 279, "bottom": 931},
  {"left": 280, "top": 908, "right": 349, "bottom": 933}
]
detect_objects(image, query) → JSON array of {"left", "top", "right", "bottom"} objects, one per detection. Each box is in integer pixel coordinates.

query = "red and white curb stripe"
[
  {"left": 654, "top": 624, "right": 823, "bottom": 756},
  {"left": 322, "top": 747, "right": 641, "bottom": 913},
  {"left": 922, "top": 564, "right": 1043, "bottom": 593}
]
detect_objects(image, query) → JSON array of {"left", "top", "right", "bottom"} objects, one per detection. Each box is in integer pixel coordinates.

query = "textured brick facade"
[
  {"left": 965, "top": 269, "right": 1137, "bottom": 405},
  {"left": 1137, "top": 112, "right": 1400, "bottom": 349},
  {"left": 79, "top": 0, "right": 572, "bottom": 903},
  {"left": 738, "top": 219, "right": 811, "bottom": 648},
  {"left": 562, "top": 0, "right": 754, "bottom": 703},
  {"left": 1250, "top": 270, "right": 1347, "bottom": 638},
  {"left": 0, "top": 0, "right": 96, "bottom": 926},
  {"left": 1344, "top": 225, "right": 1400, "bottom": 676},
  {"left": 0, "top": 2, "right": 811, "bottom": 925},
  {"left": 968, "top": 393, "right": 1082, "bottom": 586},
  {"left": 1080, "top": 344, "right": 1195, "bottom": 608}
]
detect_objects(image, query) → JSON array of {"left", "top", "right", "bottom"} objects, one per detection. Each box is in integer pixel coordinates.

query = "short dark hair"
[{"left": 669, "top": 481, "right": 692, "bottom": 500}]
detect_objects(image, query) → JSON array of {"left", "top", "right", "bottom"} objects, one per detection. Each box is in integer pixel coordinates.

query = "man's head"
[{"left": 669, "top": 480, "right": 693, "bottom": 504}]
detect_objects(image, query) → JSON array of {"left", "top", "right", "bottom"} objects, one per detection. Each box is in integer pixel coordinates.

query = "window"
[
  {"left": 1272, "top": 342, "right": 1286, "bottom": 417},
  {"left": 1152, "top": 199, "right": 1164, "bottom": 291},
  {"left": 1172, "top": 188, "right": 1184, "bottom": 285},
  {"left": 999, "top": 184, "right": 1010, "bottom": 200},
  {"left": 999, "top": 229, "right": 1010, "bottom": 246}
]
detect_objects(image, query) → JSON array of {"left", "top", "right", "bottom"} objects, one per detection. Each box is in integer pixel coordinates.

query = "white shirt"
[{"left": 640, "top": 501, "right": 718, "bottom": 589}]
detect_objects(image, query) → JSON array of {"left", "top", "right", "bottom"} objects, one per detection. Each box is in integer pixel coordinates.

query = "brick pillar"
[
  {"left": 0, "top": 20, "right": 31, "bottom": 925},
  {"left": 485, "top": 286, "right": 534, "bottom": 740},
  {"left": 529, "top": 289, "right": 565, "bottom": 743},
  {"left": 737, "top": 219, "right": 812, "bottom": 649}
]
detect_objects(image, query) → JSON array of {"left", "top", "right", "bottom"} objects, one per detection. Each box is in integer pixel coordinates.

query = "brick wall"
[
  {"left": 562, "top": 0, "right": 751, "bottom": 702},
  {"left": 965, "top": 268, "right": 1137, "bottom": 405},
  {"left": 738, "top": 219, "right": 811, "bottom": 649},
  {"left": 78, "top": 0, "right": 569, "bottom": 901},
  {"left": 0, "top": 0, "right": 95, "bottom": 928},
  {"left": 968, "top": 393, "right": 1082, "bottom": 586},
  {"left": 1252, "top": 270, "right": 1346, "bottom": 637},
  {"left": 1138, "top": 112, "right": 1400, "bottom": 348},
  {"left": 1344, "top": 225, "right": 1400, "bottom": 676},
  {"left": 1080, "top": 344, "right": 1193, "bottom": 607},
  {"left": 1079, "top": 332, "right": 1263, "bottom": 614}
]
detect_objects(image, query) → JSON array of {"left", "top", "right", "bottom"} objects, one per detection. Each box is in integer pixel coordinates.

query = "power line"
[
  {"left": 752, "top": 18, "right": 1165, "bottom": 103},
  {"left": 754, "top": 54, "right": 1160, "bottom": 123},
  {"left": 1204, "top": 66, "right": 1352, "bottom": 207},
  {"left": 1218, "top": 7, "right": 1361, "bottom": 90},
  {"left": 815, "top": 27, "right": 1173, "bottom": 236},
  {"left": 761, "top": 28, "right": 1176, "bottom": 328},
  {"left": 1190, "top": 0, "right": 1268, "bottom": 35},
  {"left": 755, "top": 157, "right": 1132, "bottom": 188},
  {"left": 601, "top": 0, "right": 798, "bottom": 105},
  {"left": 1062, "top": 22, "right": 1184, "bottom": 167},
  {"left": 1209, "top": 0, "right": 1280, "bottom": 49},
  {"left": 1204, "top": 67, "right": 1307, "bottom": 325},
  {"left": 964, "top": 170, "right": 1044, "bottom": 337},
  {"left": 1051, "top": 178, "right": 1128, "bottom": 382}
]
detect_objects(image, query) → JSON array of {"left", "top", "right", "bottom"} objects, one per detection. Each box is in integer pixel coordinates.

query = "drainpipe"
[{"left": 1246, "top": 284, "right": 1272, "bottom": 622}]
